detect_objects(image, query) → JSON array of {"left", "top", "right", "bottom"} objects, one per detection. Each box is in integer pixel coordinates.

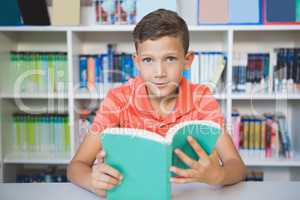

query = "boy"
[{"left": 67, "top": 9, "right": 246, "bottom": 198}]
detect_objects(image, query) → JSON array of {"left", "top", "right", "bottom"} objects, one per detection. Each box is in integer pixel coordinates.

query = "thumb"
[
  {"left": 210, "top": 149, "right": 220, "bottom": 162},
  {"left": 95, "top": 150, "right": 106, "bottom": 163}
]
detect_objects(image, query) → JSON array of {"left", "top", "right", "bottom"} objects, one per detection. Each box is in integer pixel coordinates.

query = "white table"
[{"left": 0, "top": 182, "right": 299, "bottom": 200}]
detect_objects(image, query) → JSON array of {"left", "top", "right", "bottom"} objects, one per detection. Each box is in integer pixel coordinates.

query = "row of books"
[
  {"left": 78, "top": 48, "right": 226, "bottom": 93},
  {"left": 231, "top": 112, "right": 292, "bottom": 159},
  {"left": 232, "top": 49, "right": 300, "bottom": 94},
  {"left": 245, "top": 170, "right": 264, "bottom": 182},
  {"left": 16, "top": 167, "right": 67, "bottom": 183},
  {"left": 198, "top": 0, "right": 261, "bottom": 25},
  {"left": 198, "top": 0, "right": 300, "bottom": 25},
  {"left": 94, "top": 0, "right": 136, "bottom": 25},
  {"left": 2, "top": 0, "right": 299, "bottom": 26},
  {"left": 79, "top": 46, "right": 137, "bottom": 92},
  {"left": 9, "top": 51, "right": 68, "bottom": 94},
  {"left": 17, "top": 173, "right": 68, "bottom": 183},
  {"left": 188, "top": 51, "right": 226, "bottom": 93},
  {"left": 8, "top": 114, "right": 70, "bottom": 158}
]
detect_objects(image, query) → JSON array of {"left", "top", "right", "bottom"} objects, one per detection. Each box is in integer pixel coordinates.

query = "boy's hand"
[
  {"left": 170, "top": 136, "right": 224, "bottom": 185},
  {"left": 91, "top": 150, "right": 123, "bottom": 197}
]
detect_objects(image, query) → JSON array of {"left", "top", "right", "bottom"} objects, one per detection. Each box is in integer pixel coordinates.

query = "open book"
[{"left": 100, "top": 120, "right": 221, "bottom": 200}]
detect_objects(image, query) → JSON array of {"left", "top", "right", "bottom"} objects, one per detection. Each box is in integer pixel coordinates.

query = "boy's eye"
[
  {"left": 166, "top": 56, "right": 177, "bottom": 62},
  {"left": 142, "top": 57, "right": 153, "bottom": 63}
]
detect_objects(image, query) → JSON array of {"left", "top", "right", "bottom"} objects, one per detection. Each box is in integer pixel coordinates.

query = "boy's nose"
[{"left": 154, "top": 62, "right": 166, "bottom": 77}]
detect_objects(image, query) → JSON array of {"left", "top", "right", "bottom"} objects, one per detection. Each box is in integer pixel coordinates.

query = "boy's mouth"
[{"left": 152, "top": 81, "right": 169, "bottom": 87}]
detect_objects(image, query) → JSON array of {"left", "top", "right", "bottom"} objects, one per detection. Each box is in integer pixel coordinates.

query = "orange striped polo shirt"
[{"left": 90, "top": 76, "right": 224, "bottom": 137}]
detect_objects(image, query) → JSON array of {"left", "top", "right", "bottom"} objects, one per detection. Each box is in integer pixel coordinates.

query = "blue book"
[
  {"left": 229, "top": 0, "right": 261, "bottom": 24},
  {"left": 121, "top": 54, "right": 132, "bottom": 82},
  {"left": 0, "top": 0, "right": 22, "bottom": 26},
  {"left": 266, "top": 0, "right": 296, "bottom": 22},
  {"left": 79, "top": 56, "right": 87, "bottom": 88}
]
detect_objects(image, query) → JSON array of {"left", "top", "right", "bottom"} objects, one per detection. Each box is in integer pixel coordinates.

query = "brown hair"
[{"left": 133, "top": 9, "right": 190, "bottom": 54}]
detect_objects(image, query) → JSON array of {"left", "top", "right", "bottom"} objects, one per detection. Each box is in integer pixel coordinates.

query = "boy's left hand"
[{"left": 170, "top": 136, "right": 224, "bottom": 185}]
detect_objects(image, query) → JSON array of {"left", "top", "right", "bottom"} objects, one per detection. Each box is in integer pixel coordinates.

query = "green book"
[
  {"left": 297, "top": 0, "right": 300, "bottom": 21},
  {"left": 100, "top": 120, "right": 221, "bottom": 200}
]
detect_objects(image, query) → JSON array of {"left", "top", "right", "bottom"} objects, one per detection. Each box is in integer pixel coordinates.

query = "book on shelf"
[
  {"left": 17, "top": 0, "right": 50, "bottom": 25},
  {"left": 100, "top": 120, "right": 221, "bottom": 200},
  {"left": 52, "top": 0, "right": 80, "bottom": 26},
  {"left": 198, "top": 0, "right": 228, "bottom": 24},
  {"left": 189, "top": 51, "right": 226, "bottom": 93},
  {"left": 198, "top": 0, "right": 262, "bottom": 25},
  {"left": 231, "top": 112, "right": 293, "bottom": 159},
  {"left": 263, "top": 0, "right": 297, "bottom": 24},
  {"left": 94, "top": 0, "right": 136, "bottom": 25},
  {"left": 245, "top": 170, "right": 264, "bottom": 182},
  {"left": 229, "top": 0, "right": 262, "bottom": 24},
  {"left": 0, "top": 0, "right": 22, "bottom": 26}
]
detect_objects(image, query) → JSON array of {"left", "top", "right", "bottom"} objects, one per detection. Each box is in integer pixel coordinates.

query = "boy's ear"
[
  {"left": 132, "top": 53, "right": 141, "bottom": 71},
  {"left": 183, "top": 51, "right": 194, "bottom": 70}
]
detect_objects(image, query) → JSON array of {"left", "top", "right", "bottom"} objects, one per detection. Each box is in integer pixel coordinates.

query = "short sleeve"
[
  {"left": 193, "top": 85, "right": 225, "bottom": 128},
  {"left": 90, "top": 89, "right": 123, "bottom": 134}
]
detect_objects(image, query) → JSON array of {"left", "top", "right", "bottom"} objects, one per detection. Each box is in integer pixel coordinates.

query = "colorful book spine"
[{"left": 87, "top": 55, "right": 96, "bottom": 91}]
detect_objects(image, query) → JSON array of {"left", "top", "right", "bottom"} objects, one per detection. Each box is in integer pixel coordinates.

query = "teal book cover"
[
  {"left": 0, "top": 0, "right": 22, "bottom": 26},
  {"left": 100, "top": 120, "right": 221, "bottom": 200}
]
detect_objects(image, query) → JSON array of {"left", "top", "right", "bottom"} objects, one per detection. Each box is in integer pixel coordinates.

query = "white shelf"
[
  {"left": 1, "top": 25, "right": 300, "bottom": 32},
  {"left": 232, "top": 93, "right": 300, "bottom": 100},
  {"left": 0, "top": 26, "right": 68, "bottom": 32},
  {"left": 74, "top": 92, "right": 105, "bottom": 100},
  {"left": 4, "top": 158, "right": 70, "bottom": 165},
  {"left": 1, "top": 93, "right": 68, "bottom": 99},
  {"left": 243, "top": 156, "right": 300, "bottom": 167}
]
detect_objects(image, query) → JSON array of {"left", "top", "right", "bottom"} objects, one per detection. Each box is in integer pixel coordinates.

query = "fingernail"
[
  {"left": 174, "top": 149, "right": 179, "bottom": 154},
  {"left": 170, "top": 167, "right": 175, "bottom": 172},
  {"left": 120, "top": 175, "right": 123, "bottom": 180},
  {"left": 187, "top": 136, "right": 192, "bottom": 141},
  {"left": 170, "top": 178, "right": 174, "bottom": 182}
]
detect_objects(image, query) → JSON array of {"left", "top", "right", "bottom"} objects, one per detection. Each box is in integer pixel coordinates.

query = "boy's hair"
[{"left": 133, "top": 9, "right": 190, "bottom": 54}]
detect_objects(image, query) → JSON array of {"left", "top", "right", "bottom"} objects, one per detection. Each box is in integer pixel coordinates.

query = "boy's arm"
[
  {"left": 215, "top": 130, "right": 247, "bottom": 185},
  {"left": 67, "top": 89, "right": 124, "bottom": 196},
  {"left": 67, "top": 132, "right": 102, "bottom": 192}
]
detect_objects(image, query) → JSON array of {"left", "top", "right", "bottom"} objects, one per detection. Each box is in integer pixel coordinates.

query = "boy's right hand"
[{"left": 91, "top": 151, "right": 123, "bottom": 197}]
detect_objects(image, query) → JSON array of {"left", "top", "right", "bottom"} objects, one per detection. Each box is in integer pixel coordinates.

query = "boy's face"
[{"left": 133, "top": 36, "right": 194, "bottom": 100}]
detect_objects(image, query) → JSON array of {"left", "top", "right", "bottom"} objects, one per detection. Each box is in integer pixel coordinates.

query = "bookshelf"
[{"left": 0, "top": 25, "right": 300, "bottom": 182}]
